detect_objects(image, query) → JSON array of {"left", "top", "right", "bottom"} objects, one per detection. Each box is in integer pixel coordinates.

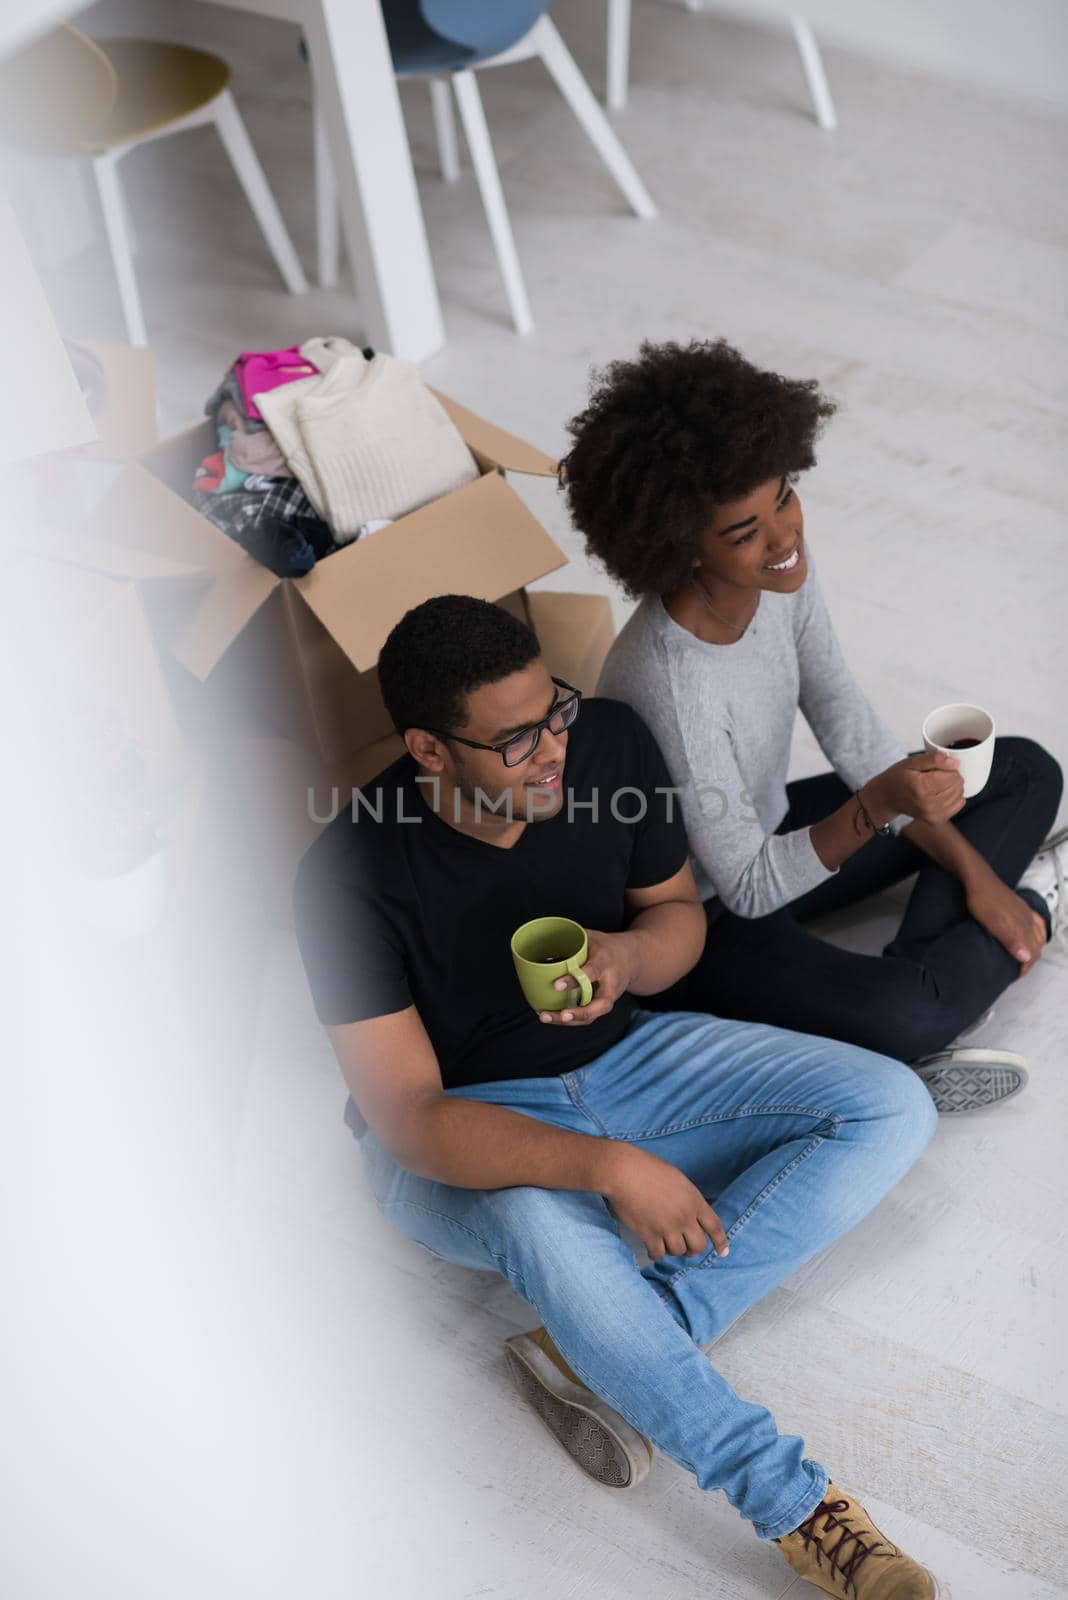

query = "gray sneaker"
[
  {"left": 912, "top": 1047, "right": 1028, "bottom": 1113},
  {"left": 504, "top": 1326, "right": 652, "bottom": 1489}
]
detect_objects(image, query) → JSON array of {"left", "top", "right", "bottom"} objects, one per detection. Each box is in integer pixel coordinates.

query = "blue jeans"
[{"left": 354, "top": 1008, "right": 937, "bottom": 1540}]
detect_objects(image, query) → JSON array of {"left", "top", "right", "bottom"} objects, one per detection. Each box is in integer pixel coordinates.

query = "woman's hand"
[
  {"left": 966, "top": 876, "right": 1047, "bottom": 976},
  {"left": 537, "top": 929, "right": 638, "bottom": 1026},
  {"left": 865, "top": 753, "right": 965, "bottom": 827}
]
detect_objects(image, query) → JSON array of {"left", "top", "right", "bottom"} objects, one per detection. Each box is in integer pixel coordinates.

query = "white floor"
[{"left": 22, "top": 2, "right": 1068, "bottom": 1596}]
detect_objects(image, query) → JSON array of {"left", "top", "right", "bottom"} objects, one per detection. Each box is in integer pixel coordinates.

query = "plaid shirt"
[{"left": 195, "top": 477, "right": 336, "bottom": 577}]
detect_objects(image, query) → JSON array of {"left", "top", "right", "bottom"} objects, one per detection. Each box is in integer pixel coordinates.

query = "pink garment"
[{"left": 234, "top": 345, "right": 319, "bottom": 422}]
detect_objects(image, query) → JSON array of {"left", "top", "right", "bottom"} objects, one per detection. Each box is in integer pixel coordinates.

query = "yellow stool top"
[{"left": 80, "top": 40, "right": 231, "bottom": 151}]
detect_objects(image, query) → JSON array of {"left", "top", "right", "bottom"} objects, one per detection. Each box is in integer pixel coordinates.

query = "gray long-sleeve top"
[{"left": 596, "top": 564, "right": 909, "bottom": 917}]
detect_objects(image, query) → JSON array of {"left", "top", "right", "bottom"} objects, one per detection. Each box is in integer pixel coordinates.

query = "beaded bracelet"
[{"left": 853, "top": 789, "right": 894, "bottom": 838}]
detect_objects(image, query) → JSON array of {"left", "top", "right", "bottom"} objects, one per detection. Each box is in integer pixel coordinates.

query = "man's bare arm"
[
  {"left": 329, "top": 1005, "right": 613, "bottom": 1191},
  {"left": 328, "top": 1003, "right": 728, "bottom": 1260},
  {"left": 622, "top": 859, "right": 705, "bottom": 994}
]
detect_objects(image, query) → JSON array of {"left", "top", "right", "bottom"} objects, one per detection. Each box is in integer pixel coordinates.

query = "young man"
[
  {"left": 294, "top": 595, "right": 942, "bottom": 1597},
  {"left": 561, "top": 338, "right": 1064, "bottom": 1113}
]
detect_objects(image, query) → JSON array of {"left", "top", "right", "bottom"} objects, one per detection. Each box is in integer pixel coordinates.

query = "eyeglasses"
[{"left": 429, "top": 678, "right": 582, "bottom": 768}]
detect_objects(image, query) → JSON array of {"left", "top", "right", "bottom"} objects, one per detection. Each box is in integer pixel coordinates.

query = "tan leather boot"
[
  {"left": 776, "top": 1485, "right": 941, "bottom": 1597},
  {"left": 504, "top": 1325, "right": 653, "bottom": 1489}
]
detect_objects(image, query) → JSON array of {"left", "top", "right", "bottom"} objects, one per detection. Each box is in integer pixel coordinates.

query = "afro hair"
[{"left": 560, "top": 338, "right": 837, "bottom": 597}]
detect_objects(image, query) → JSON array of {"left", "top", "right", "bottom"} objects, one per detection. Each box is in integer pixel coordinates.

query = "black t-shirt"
[{"left": 293, "top": 698, "right": 688, "bottom": 1089}]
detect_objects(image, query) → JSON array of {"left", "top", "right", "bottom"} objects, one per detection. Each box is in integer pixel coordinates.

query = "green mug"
[{"left": 511, "top": 916, "right": 593, "bottom": 1012}]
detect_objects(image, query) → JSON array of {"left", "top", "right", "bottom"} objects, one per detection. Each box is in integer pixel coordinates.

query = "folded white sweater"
[
  {"left": 255, "top": 345, "right": 478, "bottom": 535},
  {"left": 252, "top": 337, "right": 362, "bottom": 512}
]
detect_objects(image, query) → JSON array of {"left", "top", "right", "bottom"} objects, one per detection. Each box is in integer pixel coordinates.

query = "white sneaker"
[{"left": 1016, "top": 824, "right": 1068, "bottom": 941}]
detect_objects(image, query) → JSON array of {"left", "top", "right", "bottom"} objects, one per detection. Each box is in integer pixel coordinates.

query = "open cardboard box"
[
  {"left": 74, "top": 341, "right": 158, "bottom": 462},
  {"left": 85, "top": 389, "right": 572, "bottom": 765}
]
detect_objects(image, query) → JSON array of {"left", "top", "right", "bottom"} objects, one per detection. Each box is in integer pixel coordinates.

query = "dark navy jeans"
[{"left": 651, "top": 737, "right": 1062, "bottom": 1061}]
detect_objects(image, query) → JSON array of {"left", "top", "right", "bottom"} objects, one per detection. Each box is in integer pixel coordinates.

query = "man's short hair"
[
  {"left": 560, "top": 338, "right": 837, "bottom": 598},
  {"left": 378, "top": 595, "right": 541, "bottom": 736}
]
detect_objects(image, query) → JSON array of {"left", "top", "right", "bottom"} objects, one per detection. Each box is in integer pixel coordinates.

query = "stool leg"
[
  {"left": 533, "top": 17, "right": 656, "bottom": 220},
  {"left": 212, "top": 89, "right": 308, "bottom": 295},
  {"left": 429, "top": 77, "right": 461, "bottom": 183},
  {"left": 92, "top": 152, "right": 147, "bottom": 346},
  {"left": 313, "top": 111, "right": 340, "bottom": 288},
  {"left": 790, "top": 17, "right": 837, "bottom": 131},
  {"left": 450, "top": 70, "right": 533, "bottom": 336},
  {"left": 606, "top": 0, "right": 631, "bottom": 112}
]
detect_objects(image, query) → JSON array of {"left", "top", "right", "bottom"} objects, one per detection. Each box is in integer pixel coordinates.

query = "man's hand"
[
  {"left": 537, "top": 928, "right": 639, "bottom": 1026},
  {"left": 595, "top": 1142, "right": 729, "bottom": 1263},
  {"left": 966, "top": 876, "right": 1047, "bottom": 976},
  {"left": 865, "top": 752, "right": 965, "bottom": 827}
]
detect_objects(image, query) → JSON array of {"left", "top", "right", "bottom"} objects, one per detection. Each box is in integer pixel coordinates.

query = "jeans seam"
[
  {"left": 661, "top": 1122, "right": 839, "bottom": 1287},
  {"left": 562, "top": 1072, "right": 612, "bottom": 1137},
  {"left": 379, "top": 1199, "right": 534, "bottom": 1303},
  {"left": 610, "top": 1103, "right": 842, "bottom": 1143}
]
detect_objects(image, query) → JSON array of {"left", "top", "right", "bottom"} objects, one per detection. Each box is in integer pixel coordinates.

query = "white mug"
[{"left": 922, "top": 703, "right": 995, "bottom": 799}]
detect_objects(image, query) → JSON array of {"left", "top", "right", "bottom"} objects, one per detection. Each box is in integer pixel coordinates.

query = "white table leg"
[{"left": 302, "top": 0, "right": 444, "bottom": 361}]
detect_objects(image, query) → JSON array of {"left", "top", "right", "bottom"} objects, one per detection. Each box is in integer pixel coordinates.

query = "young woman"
[{"left": 561, "top": 339, "right": 1065, "bottom": 1112}]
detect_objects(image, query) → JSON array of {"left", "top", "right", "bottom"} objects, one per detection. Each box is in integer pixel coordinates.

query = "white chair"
[
  {"left": 0, "top": 26, "right": 307, "bottom": 346},
  {"left": 605, "top": 0, "right": 837, "bottom": 132},
  {"left": 314, "top": 7, "right": 656, "bottom": 336}
]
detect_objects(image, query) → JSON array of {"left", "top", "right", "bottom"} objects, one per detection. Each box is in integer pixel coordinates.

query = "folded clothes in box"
[
  {"left": 87, "top": 384, "right": 567, "bottom": 764},
  {"left": 195, "top": 338, "right": 480, "bottom": 576}
]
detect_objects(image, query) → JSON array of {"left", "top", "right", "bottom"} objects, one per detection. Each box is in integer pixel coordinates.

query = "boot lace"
[{"left": 793, "top": 1498, "right": 885, "bottom": 1593}]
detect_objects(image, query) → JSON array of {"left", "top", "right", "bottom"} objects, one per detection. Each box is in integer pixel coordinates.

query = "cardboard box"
[
  {"left": 526, "top": 588, "right": 615, "bottom": 701},
  {"left": 74, "top": 341, "right": 158, "bottom": 462},
  {"left": 85, "top": 391, "right": 569, "bottom": 765}
]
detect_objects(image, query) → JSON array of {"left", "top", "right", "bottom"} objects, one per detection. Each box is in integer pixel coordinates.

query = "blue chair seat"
[{"left": 387, "top": 0, "right": 547, "bottom": 74}]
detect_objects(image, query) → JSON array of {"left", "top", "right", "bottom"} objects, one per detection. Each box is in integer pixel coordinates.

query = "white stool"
[
  {"left": 605, "top": 0, "right": 837, "bottom": 132},
  {"left": 2, "top": 27, "right": 307, "bottom": 346}
]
